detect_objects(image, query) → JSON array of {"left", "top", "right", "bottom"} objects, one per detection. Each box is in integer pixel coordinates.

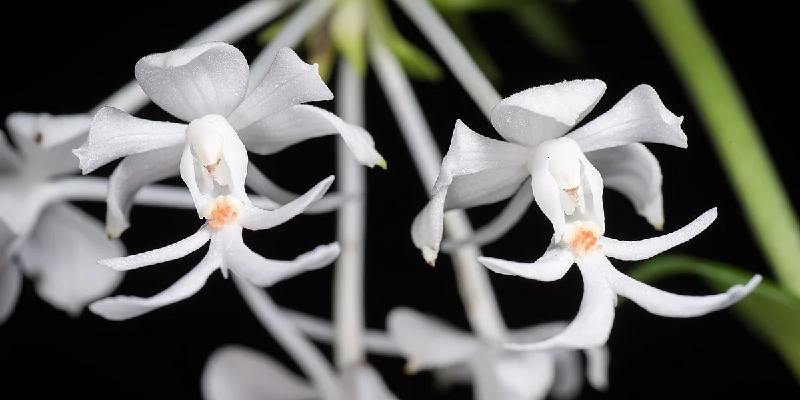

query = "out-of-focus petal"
[
  {"left": 224, "top": 237, "right": 339, "bottom": 287},
  {"left": 0, "top": 130, "right": 21, "bottom": 172},
  {"left": 202, "top": 344, "right": 317, "bottom": 400},
  {"left": 339, "top": 364, "right": 399, "bottom": 400},
  {"left": 238, "top": 176, "right": 334, "bottom": 231},
  {"left": 567, "top": 85, "right": 686, "bottom": 153},
  {"left": 74, "top": 107, "right": 186, "bottom": 174},
  {"left": 135, "top": 42, "right": 249, "bottom": 121},
  {"left": 228, "top": 48, "right": 333, "bottom": 129},
  {"left": 100, "top": 226, "right": 211, "bottom": 271},
  {"left": 600, "top": 208, "right": 717, "bottom": 261},
  {"left": 6, "top": 112, "right": 91, "bottom": 148},
  {"left": 18, "top": 204, "right": 124, "bottom": 316},
  {"left": 239, "top": 104, "right": 385, "bottom": 168},
  {"left": 491, "top": 79, "right": 606, "bottom": 147},
  {"left": 584, "top": 346, "right": 610, "bottom": 391},
  {"left": 479, "top": 247, "right": 574, "bottom": 282},
  {"left": 387, "top": 307, "right": 480, "bottom": 371},
  {"left": 1, "top": 220, "right": 21, "bottom": 324},
  {"left": 587, "top": 143, "right": 663, "bottom": 229},
  {"left": 551, "top": 351, "right": 583, "bottom": 400},
  {"left": 492, "top": 352, "right": 556, "bottom": 400},
  {"left": 106, "top": 146, "right": 183, "bottom": 238}
]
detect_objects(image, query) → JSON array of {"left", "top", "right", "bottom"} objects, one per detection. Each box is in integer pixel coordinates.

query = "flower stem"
[
  {"left": 285, "top": 309, "right": 401, "bottom": 356},
  {"left": 333, "top": 59, "right": 367, "bottom": 367},
  {"left": 637, "top": 0, "right": 800, "bottom": 296}
]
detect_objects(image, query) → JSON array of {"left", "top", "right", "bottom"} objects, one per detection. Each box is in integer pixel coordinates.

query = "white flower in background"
[
  {"left": 202, "top": 345, "right": 399, "bottom": 400},
  {"left": 479, "top": 208, "right": 761, "bottom": 350},
  {"left": 1, "top": 121, "right": 122, "bottom": 323},
  {"left": 387, "top": 308, "right": 608, "bottom": 400},
  {"left": 74, "top": 42, "right": 384, "bottom": 238},
  {"left": 412, "top": 79, "right": 687, "bottom": 265},
  {"left": 89, "top": 123, "right": 340, "bottom": 321}
]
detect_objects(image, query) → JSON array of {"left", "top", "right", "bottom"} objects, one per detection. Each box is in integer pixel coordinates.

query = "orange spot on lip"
[
  {"left": 208, "top": 201, "right": 237, "bottom": 229},
  {"left": 569, "top": 227, "right": 600, "bottom": 255}
]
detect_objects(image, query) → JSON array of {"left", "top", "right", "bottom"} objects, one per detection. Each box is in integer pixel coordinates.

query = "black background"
[{"left": 1, "top": 1, "right": 798, "bottom": 399}]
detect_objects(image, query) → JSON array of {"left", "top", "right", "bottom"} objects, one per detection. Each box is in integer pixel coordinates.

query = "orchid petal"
[
  {"left": 228, "top": 47, "right": 333, "bottom": 129},
  {"left": 600, "top": 208, "right": 717, "bottom": 261},
  {"left": 507, "top": 253, "right": 616, "bottom": 350},
  {"left": 551, "top": 351, "right": 583, "bottom": 400},
  {"left": 99, "top": 226, "right": 211, "bottom": 271},
  {"left": 6, "top": 114, "right": 87, "bottom": 177},
  {"left": 218, "top": 118, "right": 250, "bottom": 201},
  {"left": 492, "top": 352, "right": 556, "bottom": 400},
  {"left": 239, "top": 104, "right": 385, "bottom": 168},
  {"left": 179, "top": 144, "right": 213, "bottom": 216},
  {"left": 245, "top": 163, "right": 343, "bottom": 213},
  {"left": 491, "top": 79, "right": 606, "bottom": 147},
  {"left": 238, "top": 176, "right": 334, "bottom": 231},
  {"left": 74, "top": 107, "right": 186, "bottom": 174},
  {"left": 89, "top": 251, "right": 219, "bottom": 320},
  {"left": 530, "top": 166, "right": 567, "bottom": 240},
  {"left": 567, "top": 84, "right": 687, "bottom": 153},
  {"left": 387, "top": 307, "right": 480, "bottom": 371},
  {"left": 507, "top": 321, "right": 569, "bottom": 342},
  {"left": 1, "top": 221, "right": 21, "bottom": 323},
  {"left": 339, "top": 365, "right": 399, "bottom": 400},
  {"left": 18, "top": 204, "right": 124, "bottom": 316},
  {"left": 135, "top": 42, "right": 249, "bottom": 121},
  {"left": 225, "top": 238, "right": 339, "bottom": 287},
  {"left": 584, "top": 346, "right": 610, "bottom": 391},
  {"left": 0, "top": 130, "right": 21, "bottom": 172},
  {"left": 602, "top": 260, "right": 761, "bottom": 317},
  {"left": 106, "top": 146, "right": 183, "bottom": 238},
  {"left": 579, "top": 151, "right": 605, "bottom": 230},
  {"left": 587, "top": 143, "right": 664, "bottom": 229},
  {"left": 411, "top": 120, "right": 529, "bottom": 264},
  {"left": 479, "top": 247, "right": 574, "bottom": 282},
  {"left": 201, "top": 345, "right": 317, "bottom": 400}
]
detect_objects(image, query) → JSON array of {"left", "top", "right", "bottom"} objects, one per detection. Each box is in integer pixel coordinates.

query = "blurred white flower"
[
  {"left": 75, "top": 42, "right": 384, "bottom": 238},
  {"left": 387, "top": 308, "right": 608, "bottom": 400},
  {"left": 201, "top": 345, "right": 398, "bottom": 400},
  {"left": 412, "top": 79, "right": 687, "bottom": 265}
]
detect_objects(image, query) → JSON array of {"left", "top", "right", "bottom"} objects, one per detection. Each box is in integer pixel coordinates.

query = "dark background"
[{"left": 1, "top": 1, "right": 797, "bottom": 398}]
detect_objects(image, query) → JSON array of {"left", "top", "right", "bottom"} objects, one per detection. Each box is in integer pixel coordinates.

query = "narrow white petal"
[
  {"left": 602, "top": 261, "right": 761, "bottom": 317},
  {"left": 507, "top": 321, "right": 569, "bottom": 342},
  {"left": 229, "top": 48, "right": 333, "bottom": 129},
  {"left": 1, "top": 220, "right": 22, "bottom": 323},
  {"left": 240, "top": 104, "right": 385, "bottom": 168},
  {"left": 579, "top": 151, "right": 605, "bottom": 230},
  {"left": 584, "top": 346, "right": 610, "bottom": 391},
  {"left": 507, "top": 253, "right": 616, "bottom": 350},
  {"left": 551, "top": 351, "right": 583, "bottom": 400},
  {"left": 100, "top": 226, "right": 211, "bottom": 271},
  {"left": 492, "top": 353, "right": 556, "bottom": 400},
  {"left": 387, "top": 307, "right": 480, "bottom": 371},
  {"left": 202, "top": 345, "right": 317, "bottom": 400},
  {"left": 587, "top": 143, "right": 664, "bottom": 229},
  {"left": 89, "top": 252, "right": 218, "bottom": 321},
  {"left": 479, "top": 247, "right": 575, "bottom": 282},
  {"left": 135, "top": 42, "right": 249, "bottom": 121},
  {"left": 74, "top": 107, "right": 186, "bottom": 174},
  {"left": 531, "top": 166, "right": 567, "bottom": 240},
  {"left": 218, "top": 118, "right": 249, "bottom": 201},
  {"left": 226, "top": 239, "right": 339, "bottom": 287},
  {"left": 17, "top": 204, "right": 124, "bottom": 316},
  {"left": 600, "top": 208, "right": 717, "bottom": 261},
  {"left": 567, "top": 84, "right": 687, "bottom": 153},
  {"left": 0, "top": 130, "right": 21, "bottom": 172},
  {"left": 179, "top": 144, "right": 212, "bottom": 216},
  {"left": 238, "top": 176, "right": 334, "bottom": 231},
  {"left": 6, "top": 113, "right": 87, "bottom": 177},
  {"left": 245, "top": 163, "right": 343, "bottom": 213},
  {"left": 339, "top": 365, "right": 399, "bottom": 400},
  {"left": 491, "top": 79, "right": 607, "bottom": 146},
  {"left": 106, "top": 146, "right": 182, "bottom": 238}
]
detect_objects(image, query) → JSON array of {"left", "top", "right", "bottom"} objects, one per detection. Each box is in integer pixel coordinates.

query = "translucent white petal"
[
  {"left": 490, "top": 79, "right": 606, "bottom": 147},
  {"left": 339, "top": 365, "right": 399, "bottom": 400},
  {"left": 411, "top": 120, "right": 529, "bottom": 264},
  {"left": 5, "top": 112, "right": 91, "bottom": 148},
  {"left": 217, "top": 117, "right": 250, "bottom": 202},
  {"left": 74, "top": 107, "right": 186, "bottom": 174},
  {"left": 387, "top": 307, "right": 480, "bottom": 371},
  {"left": 99, "top": 226, "right": 211, "bottom": 271},
  {"left": 579, "top": 151, "right": 605, "bottom": 230},
  {"left": 135, "top": 42, "right": 249, "bottom": 121},
  {"left": 228, "top": 48, "right": 333, "bottom": 129},
  {"left": 584, "top": 346, "right": 610, "bottom": 391},
  {"left": 601, "top": 260, "right": 761, "bottom": 317},
  {"left": 202, "top": 345, "right": 317, "bottom": 400},
  {"left": 600, "top": 208, "right": 717, "bottom": 261},
  {"left": 507, "top": 253, "right": 616, "bottom": 350},
  {"left": 238, "top": 176, "right": 334, "bottom": 231},
  {"left": 239, "top": 104, "right": 385, "bottom": 168},
  {"left": 1, "top": 220, "right": 21, "bottom": 323},
  {"left": 567, "top": 84, "right": 687, "bottom": 153},
  {"left": 479, "top": 247, "right": 575, "bottom": 282},
  {"left": 587, "top": 143, "right": 664, "bottom": 229},
  {"left": 106, "top": 146, "right": 183, "bottom": 238},
  {"left": 492, "top": 352, "right": 556, "bottom": 400},
  {"left": 551, "top": 351, "right": 582, "bottom": 400},
  {"left": 225, "top": 238, "right": 339, "bottom": 287},
  {"left": 18, "top": 204, "right": 124, "bottom": 316},
  {"left": 89, "top": 251, "right": 219, "bottom": 321}
]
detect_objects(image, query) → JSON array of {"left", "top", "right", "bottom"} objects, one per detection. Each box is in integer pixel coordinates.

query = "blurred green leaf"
[
  {"left": 430, "top": 0, "right": 516, "bottom": 12},
  {"left": 256, "top": 17, "right": 288, "bottom": 45},
  {"left": 442, "top": 12, "right": 501, "bottom": 82},
  {"left": 512, "top": 0, "right": 582, "bottom": 63},
  {"left": 330, "top": 0, "right": 368, "bottom": 75},
  {"left": 631, "top": 255, "right": 800, "bottom": 380}
]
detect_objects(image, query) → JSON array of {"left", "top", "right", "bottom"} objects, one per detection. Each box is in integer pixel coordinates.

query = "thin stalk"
[
  {"left": 285, "top": 309, "right": 401, "bottom": 357},
  {"left": 370, "top": 37, "right": 507, "bottom": 341},
  {"left": 393, "top": 0, "right": 500, "bottom": 117},
  {"left": 234, "top": 276, "right": 339, "bottom": 398},
  {"left": 637, "top": 0, "right": 800, "bottom": 296},
  {"left": 333, "top": 60, "right": 367, "bottom": 367}
]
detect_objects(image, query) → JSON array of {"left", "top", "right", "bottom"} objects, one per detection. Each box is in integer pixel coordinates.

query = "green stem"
[{"left": 636, "top": 0, "right": 800, "bottom": 296}]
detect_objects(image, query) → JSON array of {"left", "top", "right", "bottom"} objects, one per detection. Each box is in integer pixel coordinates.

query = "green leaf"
[
  {"left": 442, "top": 12, "right": 501, "bottom": 83},
  {"left": 430, "top": 0, "right": 516, "bottom": 12},
  {"left": 511, "top": 0, "right": 582, "bottom": 63},
  {"left": 256, "top": 17, "right": 288, "bottom": 45},
  {"left": 631, "top": 255, "right": 800, "bottom": 381},
  {"left": 330, "top": 0, "right": 367, "bottom": 75}
]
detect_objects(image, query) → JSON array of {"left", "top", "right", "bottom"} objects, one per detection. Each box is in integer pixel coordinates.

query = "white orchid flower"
[
  {"left": 74, "top": 42, "right": 384, "bottom": 238},
  {"left": 1, "top": 124, "right": 122, "bottom": 323},
  {"left": 89, "top": 125, "right": 340, "bottom": 321},
  {"left": 202, "top": 345, "right": 399, "bottom": 400},
  {"left": 479, "top": 208, "right": 761, "bottom": 350},
  {"left": 387, "top": 308, "right": 608, "bottom": 400},
  {"left": 412, "top": 79, "right": 686, "bottom": 265}
]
